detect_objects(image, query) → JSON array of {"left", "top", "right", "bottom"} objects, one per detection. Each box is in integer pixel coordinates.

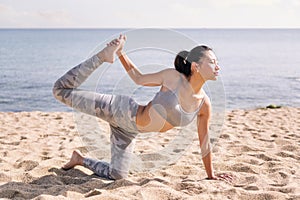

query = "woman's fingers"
[{"left": 206, "top": 173, "right": 234, "bottom": 183}]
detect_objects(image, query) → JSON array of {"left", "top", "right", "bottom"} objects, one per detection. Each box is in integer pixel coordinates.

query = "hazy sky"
[{"left": 0, "top": 0, "right": 300, "bottom": 28}]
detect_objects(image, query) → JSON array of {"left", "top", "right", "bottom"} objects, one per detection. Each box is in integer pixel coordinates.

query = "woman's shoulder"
[
  {"left": 159, "top": 68, "right": 184, "bottom": 90},
  {"left": 198, "top": 92, "right": 212, "bottom": 116},
  {"left": 160, "top": 68, "right": 177, "bottom": 73},
  {"left": 160, "top": 68, "right": 181, "bottom": 78}
]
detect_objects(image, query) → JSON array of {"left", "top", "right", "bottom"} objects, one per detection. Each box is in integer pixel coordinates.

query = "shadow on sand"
[{"left": 0, "top": 167, "right": 137, "bottom": 199}]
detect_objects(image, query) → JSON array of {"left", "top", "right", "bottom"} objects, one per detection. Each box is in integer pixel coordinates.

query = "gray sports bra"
[{"left": 151, "top": 78, "right": 205, "bottom": 127}]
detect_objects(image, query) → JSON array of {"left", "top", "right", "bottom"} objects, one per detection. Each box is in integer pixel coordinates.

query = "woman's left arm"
[
  {"left": 197, "top": 96, "right": 233, "bottom": 182},
  {"left": 197, "top": 96, "right": 214, "bottom": 178}
]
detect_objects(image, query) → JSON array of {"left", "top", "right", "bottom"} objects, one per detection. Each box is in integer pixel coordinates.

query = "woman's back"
[{"left": 135, "top": 69, "right": 205, "bottom": 133}]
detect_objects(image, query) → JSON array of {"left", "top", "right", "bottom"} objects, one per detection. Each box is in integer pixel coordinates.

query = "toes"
[
  {"left": 119, "top": 34, "right": 126, "bottom": 41},
  {"left": 106, "top": 39, "right": 120, "bottom": 47}
]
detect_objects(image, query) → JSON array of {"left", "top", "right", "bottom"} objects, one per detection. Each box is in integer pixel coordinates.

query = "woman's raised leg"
[{"left": 52, "top": 36, "right": 125, "bottom": 120}]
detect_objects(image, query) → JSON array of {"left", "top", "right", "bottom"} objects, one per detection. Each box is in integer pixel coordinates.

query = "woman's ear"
[{"left": 191, "top": 62, "right": 199, "bottom": 73}]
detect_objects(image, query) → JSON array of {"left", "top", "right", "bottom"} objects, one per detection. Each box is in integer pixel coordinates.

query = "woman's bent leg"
[
  {"left": 82, "top": 125, "right": 136, "bottom": 180},
  {"left": 80, "top": 96, "right": 139, "bottom": 180},
  {"left": 109, "top": 125, "right": 136, "bottom": 179},
  {"left": 83, "top": 158, "right": 112, "bottom": 179}
]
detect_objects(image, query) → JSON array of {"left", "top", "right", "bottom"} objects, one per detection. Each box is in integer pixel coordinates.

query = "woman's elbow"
[{"left": 134, "top": 76, "right": 145, "bottom": 86}]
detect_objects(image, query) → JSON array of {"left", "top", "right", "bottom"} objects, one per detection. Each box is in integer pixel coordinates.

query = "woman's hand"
[{"left": 207, "top": 173, "right": 234, "bottom": 183}]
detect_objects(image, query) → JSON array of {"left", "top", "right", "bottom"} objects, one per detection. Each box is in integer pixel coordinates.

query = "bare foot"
[
  {"left": 97, "top": 34, "right": 126, "bottom": 63},
  {"left": 62, "top": 150, "right": 84, "bottom": 170}
]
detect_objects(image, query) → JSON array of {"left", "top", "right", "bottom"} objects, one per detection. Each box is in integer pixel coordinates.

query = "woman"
[{"left": 53, "top": 34, "right": 232, "bottom": 182}]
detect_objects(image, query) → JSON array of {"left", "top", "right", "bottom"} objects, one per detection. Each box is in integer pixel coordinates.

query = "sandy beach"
[{"left": 0, "top": 107, "right": 299, "bottom": 199}]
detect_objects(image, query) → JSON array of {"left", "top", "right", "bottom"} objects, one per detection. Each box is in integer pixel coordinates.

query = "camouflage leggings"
[{"left": 52, "top": 54, "right": 139, "bottom": 180}]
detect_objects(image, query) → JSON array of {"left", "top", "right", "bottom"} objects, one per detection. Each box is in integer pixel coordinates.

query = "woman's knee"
[
  {"left": 52, "top": 83, "right": 73, "bottom": 106},
  {"left": 109, "top": 168, "right": 128, "bottom": 180},
  {"left": 52, "top": 84, "right": 63, "bottom": 101},
  {"left": 52, "top": 83, "right": 60, "bottom": 99}
]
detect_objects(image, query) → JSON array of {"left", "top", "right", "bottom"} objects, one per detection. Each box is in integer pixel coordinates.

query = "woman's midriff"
[{"left": 135, "top": 102, "right": 174, "bottom": 133}]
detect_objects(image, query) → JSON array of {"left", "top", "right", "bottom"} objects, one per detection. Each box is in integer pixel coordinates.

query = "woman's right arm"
[
  {"left": 111, "top": 34, "right": 169, "bottom": 86},
  {"left": 118, "top": 52, "right": 166, "bottom": 86}
]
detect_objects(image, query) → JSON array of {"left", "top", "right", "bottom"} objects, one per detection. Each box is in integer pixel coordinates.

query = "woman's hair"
[{"left": 174, "top": 45, "right": 212, "bottom": 77}]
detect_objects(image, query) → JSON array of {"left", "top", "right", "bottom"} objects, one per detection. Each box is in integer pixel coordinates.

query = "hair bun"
[
  {"left": 174, "top": 46, "right": 212, "bottom": 78},
  {"left": 174, "top": 50, "right": 191, "bottom": 76}
]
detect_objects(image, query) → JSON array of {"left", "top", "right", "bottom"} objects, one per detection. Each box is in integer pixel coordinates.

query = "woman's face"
[{"left": 197, "top": 50, "right": 220, "bottom": 81}]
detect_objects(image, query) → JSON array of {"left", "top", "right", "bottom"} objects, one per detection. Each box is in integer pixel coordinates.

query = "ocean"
[{"left": 0, "top": 28, "right": 299, "bottom": 112}]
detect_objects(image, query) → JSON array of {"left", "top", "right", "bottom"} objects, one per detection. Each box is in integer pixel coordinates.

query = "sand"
[{"left": 0, "top": 107, "right": 299, "bottom": 199}]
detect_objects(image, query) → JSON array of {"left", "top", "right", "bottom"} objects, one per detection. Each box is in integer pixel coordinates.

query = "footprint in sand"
[
  {"left": 41, "top": 151, "right": 52, "bottom": 160},
  {"left": 248, "top": 153, "right": 276, "bottom": 162},
  {"left": 234, "top": 175, "right": 258, "bottom": 188},
  {"left": 15, "top": 160, "right": 39, "bottom": 171},
  {"left": 243, "top": 185, "right": 259, "bottom": 191},
  {"left": 0, "top": 141, "right": 20, "bottom": 146},
  {"left": 286, "top": 133, "right": 300, "bottom": 139},
  {"left": 21, "top": 172, "right": 35, "bottom": 183},
  {"left": 0, "top": 172, "right": 11, "bottom": 182},
  {"left": 231, "top": 164, "right": 257, "bottom": 174},
  {"left": 219, "top": 133, "right": 230, "bottom": 139},
  {"left": 241, "top": 145, "right": 259, "bottom": 152},
  {"left": 85, "top": 189, "right": 102, "bottom": 198},
  {"left": 176, "top": 181, "right": 205, "bottom": 195},
  {"left": 269, "top": 187, "right": 296, "bottom": 194},
  {"left": 267, "top": 171, "right": 290, "bottom": 186},
  {"left": 276, "top": 151, "right": 299, "bottom": 160},
  {"left": 281, "top": 145, "right": 297, "bottom": 152},
  {"left": 139, "top": 153, "right": 168, "bottom": 162},
  {"left": 0, "top": 151, "right": 8, "bottom": 157}
]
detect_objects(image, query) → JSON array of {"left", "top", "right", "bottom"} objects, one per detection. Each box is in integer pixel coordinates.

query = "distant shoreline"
[{"left": 1, "top": 27, "right": 300, "bottom": 30}]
